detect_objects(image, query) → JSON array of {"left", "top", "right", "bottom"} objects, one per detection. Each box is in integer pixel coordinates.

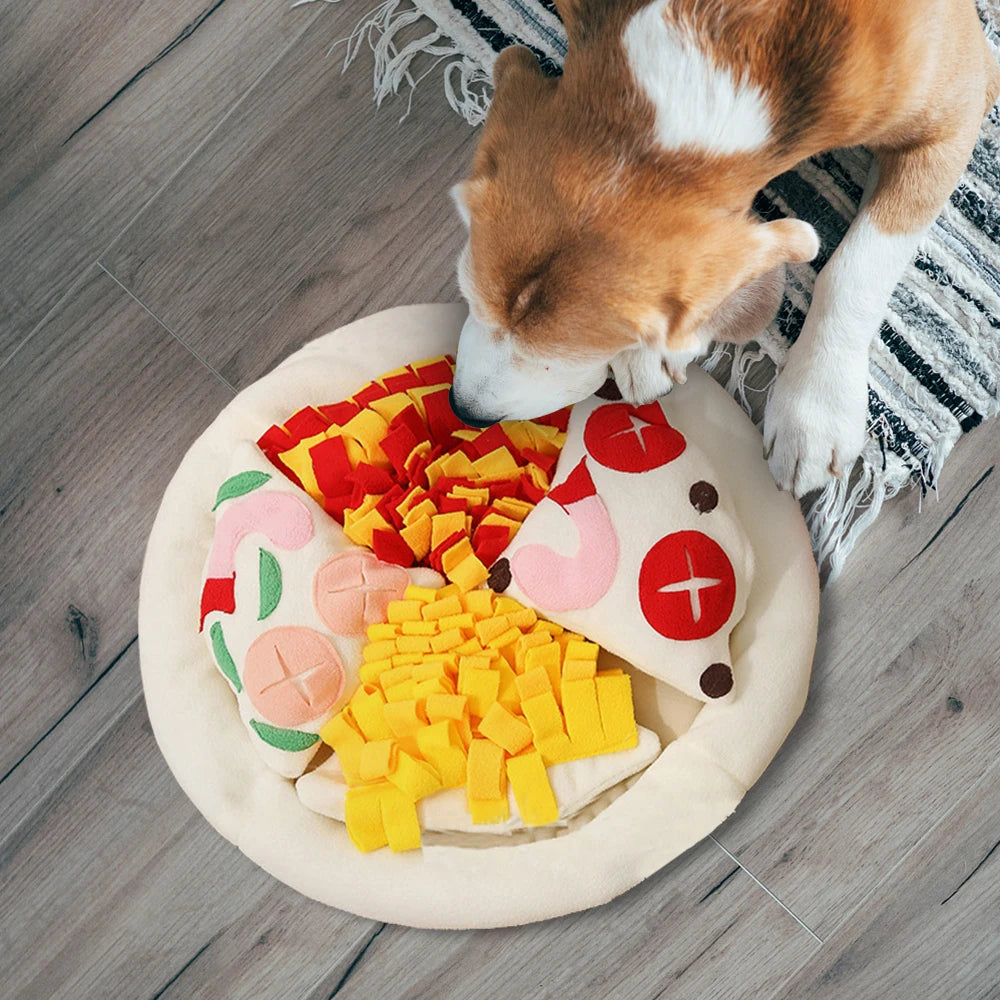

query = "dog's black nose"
[{"left": 449, "top": 386, "right": 500, "bottom": 429}]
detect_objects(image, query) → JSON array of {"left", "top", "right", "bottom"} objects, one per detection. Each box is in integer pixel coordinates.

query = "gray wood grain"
[
  {"left": 0, "top": 646, "right": 378, "bottom": 1000},
  {"left": 0, "top": 265, "right": 233, "bottom": 778},
  {"left": 325, "top": 843, "right": 820, "bottom": 1000},
  {"left": 772, "top": 761, "right": 1000, "bottom": 999},
  {"left": 713, "top": 425, "right": 1000, "bottom": 938},
  {"left": 0, "top": 0, "right": 321, "bottom": 363},
  {"left": 100, "top": 16, "right": 478, "bottom": 391}
]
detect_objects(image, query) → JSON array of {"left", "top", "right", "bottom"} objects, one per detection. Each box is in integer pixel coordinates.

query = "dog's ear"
[{"left": 698, "top": 267, "right": 786, "bottom": 346}]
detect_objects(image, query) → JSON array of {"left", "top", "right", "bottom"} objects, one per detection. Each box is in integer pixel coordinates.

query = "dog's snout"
[{"left": 448, "top": 386, "right": 501, "bottom": 429}]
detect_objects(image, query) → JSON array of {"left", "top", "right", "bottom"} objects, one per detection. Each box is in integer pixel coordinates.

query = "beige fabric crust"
[{"left": 139, "top": 304, "right": 818, "bottom": 929}]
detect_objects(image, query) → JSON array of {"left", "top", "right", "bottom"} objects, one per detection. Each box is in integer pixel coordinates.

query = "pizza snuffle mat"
[{"left": 139, "top": 304, "right": 819, "bottom": 929}]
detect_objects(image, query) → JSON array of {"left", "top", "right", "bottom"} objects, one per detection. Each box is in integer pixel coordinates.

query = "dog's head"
[{"left": 450, "top": 46, "right": 818, "bottom": 425}]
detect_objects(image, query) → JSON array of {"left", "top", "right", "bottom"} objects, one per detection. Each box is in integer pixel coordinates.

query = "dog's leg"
[{"left": 763, "top": 102, "right": 991, "bottom": 496}]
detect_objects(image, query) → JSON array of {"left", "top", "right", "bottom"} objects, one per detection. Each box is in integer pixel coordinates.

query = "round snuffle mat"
[{"left": 139, "top": 303, "right": 818, "bottom": 929}]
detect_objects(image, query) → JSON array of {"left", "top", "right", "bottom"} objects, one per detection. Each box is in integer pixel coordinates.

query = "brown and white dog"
[{"left": 449, "top": 0, "right": 1000, "bottom": 496}]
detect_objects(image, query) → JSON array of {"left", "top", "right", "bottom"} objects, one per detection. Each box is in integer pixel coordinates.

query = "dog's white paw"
[
  {"left": 610, "top": 345, "right": 699, "bottom": 405},
  {"left": 763, "top": 352, "right": 869, "bottom": 497}
]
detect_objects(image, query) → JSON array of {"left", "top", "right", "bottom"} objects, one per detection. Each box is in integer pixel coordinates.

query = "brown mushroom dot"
[
  {"left": 700, "top": 662, "right": 733, "bottom": 698},
  {"left": 689, "top": 480, "right": 719, "bottom": 514},
  {"left": 487, "top": 557, "right": 512, "bottom": 593},
  {"left": 595, "top": 378, "right": 623, "bottom": 401}
]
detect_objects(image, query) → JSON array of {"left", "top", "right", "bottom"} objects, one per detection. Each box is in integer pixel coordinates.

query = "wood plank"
[
  {"left": 711, "top": 422, "right": 1000, "bottom": 940},
  {"left": 100, "top": 16, "right": 478, "bottom": 391},
  {"left": 0, "top": 645, "right": 377, "bottom": 1000},
  {"left": 314, "top": 842, "right": 819, "bottom": 1000},
  {"left": 0, "top": 265, "right": 233, "bottom": 778},
  {"left": 0, "top": 0, "right": 321, "bottom": 362},
  {"left": 771, "top": 762, "right": 1000, "bottom": 999}
]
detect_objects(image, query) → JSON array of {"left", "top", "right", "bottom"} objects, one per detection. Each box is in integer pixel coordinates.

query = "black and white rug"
[{"left": 308, "top": 0, "right": 1000, "bottom": 580}]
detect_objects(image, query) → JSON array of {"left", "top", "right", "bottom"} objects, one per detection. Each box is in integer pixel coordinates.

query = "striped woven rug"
[{"left": 310, "top": 0, "right": 1000, "bottom": 580}]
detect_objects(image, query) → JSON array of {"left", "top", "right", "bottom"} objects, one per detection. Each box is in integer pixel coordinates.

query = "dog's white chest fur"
[{"left": 623, "top": 1, "right": 772, "bottom": 154}]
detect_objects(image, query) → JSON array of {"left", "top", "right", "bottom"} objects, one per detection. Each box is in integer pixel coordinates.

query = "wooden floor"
[{"left": 1, "top": 3, "right": 998, "bottom": 997}]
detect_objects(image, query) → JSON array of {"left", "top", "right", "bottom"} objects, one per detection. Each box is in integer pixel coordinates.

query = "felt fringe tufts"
[{"left": 297, "top": 0, "right": 493, "bottom": 124}]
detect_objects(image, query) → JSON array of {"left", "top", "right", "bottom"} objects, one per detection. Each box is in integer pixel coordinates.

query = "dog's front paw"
[
  {"left": 763, "top": 354, "right": 869, "bottom": 497},
  {"left": 610, "top": 345, "right": 698, "bottom": 405}
]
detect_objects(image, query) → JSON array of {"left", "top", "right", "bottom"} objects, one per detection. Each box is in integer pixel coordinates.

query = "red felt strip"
[
  {"left": 423, "top": 387, "right": 465, "bottom": 439},
  {"left": 319, "top": 400, "right": 361, "bottom": 426},
  {"left": 283, "top": 407, "right": 330, "bottom": 440},
  {"left": 383, "top": 370, "right": 423, "bottom": 393},
  {"left": 352, "top": 382, "right": 389, "bottom": 407},
  {"left": 310, "top": 435, "right": 353, "bottom": 497},
  {"left": 373, "top": 528, "right": 416, "bottom": 567},
  {"left": 200, "top": 575, "right": 236, "bottom": 630},
  {"left": 414, "top": 359, "right": 453, "bottom": 386},
  {"left": 472, "top": 524, "right": 510, "bottom": 566}
]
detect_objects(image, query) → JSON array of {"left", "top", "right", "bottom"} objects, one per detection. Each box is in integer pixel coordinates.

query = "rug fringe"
[
  {"left": 703, "top": 343, "right": 917, "bottom": 586},
  {"left": 298, "top": 0, "right": 492, "bottom": 124}
]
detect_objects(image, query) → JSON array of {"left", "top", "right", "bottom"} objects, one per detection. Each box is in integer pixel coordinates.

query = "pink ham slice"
[{"left": 510, "top": 459, "right": 619, "bottom": 613}]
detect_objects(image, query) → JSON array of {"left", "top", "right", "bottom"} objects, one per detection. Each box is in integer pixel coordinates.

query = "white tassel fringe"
[{"left": 297, "top": 0, "right": 494, "bottom": 124}]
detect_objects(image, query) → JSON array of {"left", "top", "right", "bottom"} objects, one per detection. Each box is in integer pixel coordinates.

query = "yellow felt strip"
[
  {"left": 358, "top": 658, "right": 392, "bottom": 685},
  {"left": 396, "top": 634, "right": 432, "bottom": 654},
  {"left": 344, "top": 784, "right": 389, "bottom": 852},
  {"left": 449, "top": 554, "right": 489, "bottom": 593},
  {"left": 413, "top": 677, "right": 453, "bottom": 699},
  {"left": 458, "top": 662, "right": 500, "bottom": 718},
  {"left": 382, "top": 699, "right": 427, "bottom": 739},
  {"left": 437, "top": 612, "right": 475, "bottom": 632},
  {"left": 565, "top": 639, "right": 600, "bottom": 661},
  {"left": 487, "top": 626, "right": 522, "bottom": 650},
  {"left": 493, "top": 596, "right": 525, "bottom": 615},
  {"left": 466, "top": 738, "right": 505, "bottom": 800},
  {"left": 318, "top": 713, "right": 365, "bottom": 783},
  {"left": 421, "top": 594, "right": 463, "bottom": 620},
  {"left": 562, "top": 658, "right": 597, "bottom": 681},
  {"left": 507, "top": 751, "right": 559, "bottom": 826},
  {"left": 379, "top": 786, "right": 422, "bottom": 852},
  {"left": 404, "top": 584, "right": 438, "bottom": 603},
  {"left": 595, "top": 672, "right": 638, "bottom": 750},
  {"left": 349, "top": 688, "right": 394, "bottom": 741},
  {"left": 514, "top": 666, "right": 552, "bottom": 701},
  {"left": 561, "top": 679, "right": 603, "bottom": 754},
  {"left": 401, "top": 620, "right": 438, "bottom": 636},
  {"left": 479, "top": 702, "right": 533, "bottom": 755},
  {"left": 387, "top": 599, "right": 424, "bottom": 623},
  {"left": 425, "top": 692, "right": 468, "bottom": 723},
  {"left": 377, "top": 664, "right": 413, "bottom": 690},
  {"left": 412, "top": 660, "right": 449, "bottom": 681},
  {"left": 460, "top": 590, "right": 493, "bottom": 618},
  {"left": 386, "top": 750, "right": 443, "bottom": 801},
  {"left": 279, "top": 432, "right": 326, "bottom": 502},
  {"left": 363, "top": 639, "right": 397, "bottom": 662},
  {"left": 384, "top": 679, "right": 416, "bottom": 702},
  {"left": 468, "top": 797, "right": 509, "bottom": 825},
  {"left": 358, "top": 739, "right": 398, "bottom": 781},
  {"left": 400, "top": 517, "right": 432, "bottom": 560},
  {"left": 415, "top": 721, "right": 467, "bottom": 788}
]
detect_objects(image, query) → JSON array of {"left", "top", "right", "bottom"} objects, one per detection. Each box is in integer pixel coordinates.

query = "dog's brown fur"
[{"left": 457, "top": 0, "right": 999, "bottom": 359}]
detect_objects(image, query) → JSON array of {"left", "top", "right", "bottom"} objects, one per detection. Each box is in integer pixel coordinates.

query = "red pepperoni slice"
[
  {"left": 583, "top": 402, "right": 686, "bottom": 473},
  {"left": 638, "top": 531, "right": 736, "bottom": 641}
]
